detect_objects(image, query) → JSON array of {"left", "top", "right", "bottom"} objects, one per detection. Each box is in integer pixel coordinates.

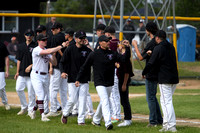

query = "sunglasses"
[
  {"left": 41, "top": 39, "right": 47, "bottom": 42},
  {"left": 79, "top": 37, "right": 86, "bottom": 40},
  {"left": 25, "top": 33, "right": 33, "bottom": 36}
]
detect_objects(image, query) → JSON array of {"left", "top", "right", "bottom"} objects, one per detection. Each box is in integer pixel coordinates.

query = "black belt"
[{"left": 35, "top": 71, "right": 47, "bottom": 75}]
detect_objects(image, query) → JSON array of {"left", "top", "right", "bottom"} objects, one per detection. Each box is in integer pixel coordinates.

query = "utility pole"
[{"left": 46, "top": 0, "right": 51, "bottom": 23}]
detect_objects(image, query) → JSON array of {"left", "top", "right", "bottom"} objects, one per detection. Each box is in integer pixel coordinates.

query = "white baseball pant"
[
  {"left": 71, "top": 91, "right": 94, "bottom": 116},
  {"left": 16, "top": 75, "right": 36, "bottom": 112},
  {"left": 86, "top": 91, "right": 94, "bottom": 116},
  {"left": 110, "top": 68, "right": 121, "bottom": 120},
  {"left": 49, "top": 68, "right": 68, "bottom": 112},
  {"left": 30, "top": 71, "right": 49, "bottom": 101},
  {"left": 159, "top": 84, "right": 176, "bottom": 129},
  {"left": 93, "top": 86, "right": 112, "bottom": 127},
  {"left": 63, "top": 83, "right": 88, "bottom": 124},
  {"left": 0, "top": 72, "right": 9, "bottom": 105}
]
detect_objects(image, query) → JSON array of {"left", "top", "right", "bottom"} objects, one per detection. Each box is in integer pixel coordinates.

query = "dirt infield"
[{"left": 177, "top": 79, "right": 200, "bottom": 89}]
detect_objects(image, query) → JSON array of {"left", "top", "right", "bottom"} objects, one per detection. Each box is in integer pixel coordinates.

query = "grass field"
[
  {"left": 0, "top": 107, "right": 200, "bottom": 133},
  {"left": 1, "top": 61, "right": 200, "bottom": 132}
]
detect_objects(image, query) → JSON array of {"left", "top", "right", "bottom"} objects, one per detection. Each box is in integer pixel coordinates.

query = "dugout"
[{"left": 176, "top": 24, "right": 196, "bottom": 62}]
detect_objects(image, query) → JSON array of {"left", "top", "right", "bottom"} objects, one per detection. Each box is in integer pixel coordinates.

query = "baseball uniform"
[
  {"left": 76, "top": 39, "right": 130, "bottom": 128},
  {"left": 0, "top": 42, "right": 10, "bottom": 109},
  {"left": 15, "top": 41, "right": 36, "bottom": 115},
  {"left": 60, "top": 42, "right": 92, "bottom": 124}
]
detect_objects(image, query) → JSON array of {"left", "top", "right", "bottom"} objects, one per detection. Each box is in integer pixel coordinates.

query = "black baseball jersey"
[
  {"left": 0, "top": 42, "right": 9, "bottom": 72},
  {"left": 76, "top": 47, "right": 130, "bottom": 87},
  {"left": 51, "top": 32, "right": 66, "bottom": 69},
  {"left": 60, "top": 44, "right": 92, "bottom": 83},
  {"left": 16, "top": 41, "right": 36, "bottom": 76},
  {"left": 142, "top": 40, "right": 179, "bottom": 84}
]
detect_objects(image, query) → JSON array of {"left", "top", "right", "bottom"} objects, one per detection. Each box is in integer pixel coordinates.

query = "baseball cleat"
[
  {"left": 5, "top": 104, "right": 10, "bottom": 110},
  {"left": 146, "top": 123, "right": 157, "bottom": 127},
  {"left": 111, "top": 118, "right": 121, "bottom": 123},
  {"left": 91, "top": 121, "right": 101, "bottom": 127},
  {"left": 85, "top": 114, "right": 93, "bottom": 119},
  {"left": 41, "top": 113, "right": 50, "bottom": 122},
  {"left": 117, "top": 120, "right": 132, "bottom": 127},
  {"left": 28, "top": 111, "right": 36, "bottom": 119},
  {"left": 46, "top": 111, "right": 61, "bottom": 117},
  {"left": 17, "top": 108, "right": 27, "bottom": 115},
  {"left": 61, "top": 115, "right": 68, "bottom": 124},
  {"left": 106, "top": 124, "right": 113, "bottom": 130},
  {"left": 78, "top": 123, "right": 85, "bottom": 126}
]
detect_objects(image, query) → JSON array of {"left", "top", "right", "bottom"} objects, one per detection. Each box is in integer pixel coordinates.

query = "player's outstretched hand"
[
  {"left": 75, "top": 81, "right": 80, "bottom": 87},
  {"left": 62, "top": 42, "right": 67, "bottom": 48}
]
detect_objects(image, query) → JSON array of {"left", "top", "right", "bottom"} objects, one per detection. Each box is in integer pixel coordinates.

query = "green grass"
[
  {"left": 0, "top": 107, "right": 199, "bottom": 133},
  {"left": 129, "top": 95, "right": 200, "bottom": 119},
  {"left": 2, "top": 62, "right": 200, "bottom": 132},
  {"left": 133, "top": 60, "right": 200, "bottom": 77}
]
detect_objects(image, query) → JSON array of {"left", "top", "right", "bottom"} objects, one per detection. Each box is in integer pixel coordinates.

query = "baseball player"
[
  {"left": 75, "top": 35, "right": 130, "bottom": 130},
  {"left": 94, "top": 24, "right": 106, "bottom": 50},
  {"left": 46, "top": 22, "right": 67, "bottom": 117},
  {"left": 60, "top": 30, "right": 92, "bottom": 125},
  {"left": 104, "top": 26, "right": 121, "bottom": 123},
  {"left": 29, "top": 33, "right": 67, "bottom": 121},
  {"left": 14, "top": 29, "right": 36, "bottom": 116},
  {"left": 0, "top": 42, "right": 10, "bottom": 110},
  {"left": 142, "top": 30, "right": 179, "bottom": 132},
  {"left": 35, "top": 24, "right": 61, "bottom": 113}
]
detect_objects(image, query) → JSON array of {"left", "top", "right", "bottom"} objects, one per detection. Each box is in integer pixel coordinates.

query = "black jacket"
[
  {"left": 142, "top": 40, "right": 179, "bottom": 84},
  {"left": 141, "top": 37, "right": 158, "bottom": 81},
  {"left": 59, "top": 44, "right": 92, "bottom": 83},
  {"left": 76, "top": 47, "right": 130, "bottom": 87}
]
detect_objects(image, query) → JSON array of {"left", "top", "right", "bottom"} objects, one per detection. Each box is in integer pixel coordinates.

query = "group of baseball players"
[{"left": 0, "top": 19, "right": 179, "bottom": 132}]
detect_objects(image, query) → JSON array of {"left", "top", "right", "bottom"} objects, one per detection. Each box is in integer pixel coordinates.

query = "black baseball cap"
[
  {"left": 75, "top": 30, "right": 87, "bottom": 38},
  {"left": 24, "top": 29, "right": 34, "bottom": 36},
  {"left": 65, "top": 28, "right": 74, "bottom": 36},
  {"left": 155, "top": 30, "right": 166, "bottom": 40},
  {"left": 51, "top": 22, "right": 63, "bottom": 30},
  {"left": 104, "top": 26, "right": 116, "bottom": 34},
  {"left": 36, "top": 25, "right": 46, "bottom": 33},
  {"left": 96, "top": 24, "right": 106, "bottom": 31},
  {"left": 36, "top": 33, "right": 48, "bottom": 41},
  {"left": 98, "top": 35, "right": 112, "bottom": 42}
]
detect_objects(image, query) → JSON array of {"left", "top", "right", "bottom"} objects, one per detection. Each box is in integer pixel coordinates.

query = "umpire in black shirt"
[{"left": 75, "top": 35, "right": 130, "bottom": 130}]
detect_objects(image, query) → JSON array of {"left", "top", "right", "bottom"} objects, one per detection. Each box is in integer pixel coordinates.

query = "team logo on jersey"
[
  {"left": 29, "top": 47, "right": 33, "bottom": 52},
  {"left": 81, "top": 51, "right": 87, "bottom": 57},
  {"left": 41, "top": 55, "right": 49, "bottom": 63},
  {"left": 107, "top": 54, "right": 113, "bottom": 60}
]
